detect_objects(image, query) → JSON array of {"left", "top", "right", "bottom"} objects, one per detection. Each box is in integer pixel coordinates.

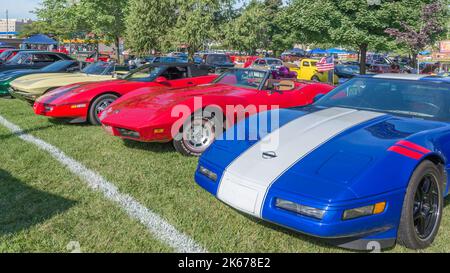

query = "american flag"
[{"left": 316, "top": 56, "right": 335, "bottom": 72}]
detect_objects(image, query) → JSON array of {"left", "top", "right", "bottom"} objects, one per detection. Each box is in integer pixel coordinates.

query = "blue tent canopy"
[
  {"left": 23, "top": 34, "right": 58, "bottom": 45},
  {"left": 419, "top": 50, "right": 431, "bottom": 56},
  {"left": 326, "top": 48, "right": 349, "bottom": 54},
  {"left": 309, "top": 48, "right": 327, "bottom": 54}
]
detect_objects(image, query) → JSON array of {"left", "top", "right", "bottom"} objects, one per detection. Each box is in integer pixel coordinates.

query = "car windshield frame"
[
  {"left": 5, "top": 52, "right": 32, "bottom": 65},
  {"left": 213, "top": 68, "right": 269, "bottom": 90},
  {"left": 314, "top": 77, "right": 450, "bottom": 122},
  {"left": 123, "top": 64, "right": 167, "bottom": 82},
  {"left": 82, "top": 61, "right": 115, "bottom": 75}
]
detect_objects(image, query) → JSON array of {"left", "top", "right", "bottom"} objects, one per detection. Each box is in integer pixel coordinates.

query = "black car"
[
  {"left": 0, "top": 51, "right": 73, "bottom": 72},
  {"left": 202, "top": 53, "right": 234, "bottom": 72}
]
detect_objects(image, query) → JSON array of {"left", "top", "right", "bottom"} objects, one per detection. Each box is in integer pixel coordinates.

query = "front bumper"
[
  {"left": 33, "top": 101, "right": 88, "bottom": 123},
  {"left": 195, "top": 166, "right": 405, "bottom": 249},
  {"left": 8, "top": 87, "right": 38, "bottom": 103},
  {"left": 102, "top": 123, "right": 173, "bottom": 143}
]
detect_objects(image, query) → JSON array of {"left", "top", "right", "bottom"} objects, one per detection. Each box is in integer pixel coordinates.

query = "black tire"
[
  {"left": 88, "top": 94, "right": 118, "bottom": 125},
  {"left": 397, "top": 160, "right": 444, "bottom": 249},
  {"left": 311, "top": 76, "right": 320, "bottom": 82},
  {"left": 173, "top": 110, "right": 223, "bottom": 157}
]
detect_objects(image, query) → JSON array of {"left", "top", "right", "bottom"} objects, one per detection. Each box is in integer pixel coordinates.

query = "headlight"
[
  {"left": 117, "top": 128, "right": 140, "bottom": 138},
  {"left": 342, "top": 202, "right": 386, "bottom": 220},
  {"left": 275, "top": 198, "right": 325, "bottom": 220},
  {"left": 198, "top": 166, "right": 217, "bottom": 182}
]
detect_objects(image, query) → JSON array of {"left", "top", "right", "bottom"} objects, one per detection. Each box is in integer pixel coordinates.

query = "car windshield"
[
  {"left": 336, "top": 65, "right": 360, "bottom": 75},
  {"left": 40, "top": 60, "right": 76, "bottom": 72},
  {"left": 123, "top": 65, "right": 166, "bottom": 82},
  {"left": 315, "top": 77, "right": 450, "bottom": 122},
  {"left": 214, "top": 69, "right": 267, "bottom": 89},
  {"left": 207, "top": 54, "right": 231, "bottom": 64},
  {"left": 6, "top": 52, "right": 31, "bottom": 65},
  {"left": 82, "top": 62, "right": 114, "bottom": 75},
  {"left": 267, "top": 59, "right": 282, "bottom": 65},
  {"left": 0, "top": 50, "right": 14, "bottom": 61}
]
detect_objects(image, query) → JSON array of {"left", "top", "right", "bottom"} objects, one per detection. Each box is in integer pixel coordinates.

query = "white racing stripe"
[
  {"left": 0, "top": 115, "right": 206, "bottom": 253},
  {"left": 217, "top": 107, "right": 385, "bottom": 217}
]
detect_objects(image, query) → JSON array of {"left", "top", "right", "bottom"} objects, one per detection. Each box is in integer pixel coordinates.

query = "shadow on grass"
[
  {"left": 122, "top": 139, "right": 175, "bottom": 154},
  {"left": 0, "top": 125, "right": 56, "bottom": 141},
  {"left": 47, "top": 118, "right": 91, "bottom": 127},
  {"left": 237, "top": 210, "right": 396, "bottom": 253},
  {"left": 0, "top": 169, "right": 77, "bottom": 236}
]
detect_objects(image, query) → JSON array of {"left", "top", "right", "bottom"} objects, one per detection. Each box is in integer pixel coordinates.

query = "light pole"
[{"left": 5, "top": 9, "right": 8, "bottom": 38}]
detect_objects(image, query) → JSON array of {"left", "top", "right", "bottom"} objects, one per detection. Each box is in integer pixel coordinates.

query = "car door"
[{"left": 258, "top": 77, "right": 311, "bottom": 108}]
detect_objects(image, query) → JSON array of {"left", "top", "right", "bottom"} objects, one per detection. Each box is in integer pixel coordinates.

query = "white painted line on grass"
[{"left": 0, "top": 115, "right": 206, "bottom": 253}]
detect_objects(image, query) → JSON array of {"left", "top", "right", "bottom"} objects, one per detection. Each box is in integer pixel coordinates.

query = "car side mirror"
[
  {"left": 155, "top": 76, "right": 168, "bottom": 83},
  {"left": 313, "top": 94, "right": 324, "bottom": 102}
]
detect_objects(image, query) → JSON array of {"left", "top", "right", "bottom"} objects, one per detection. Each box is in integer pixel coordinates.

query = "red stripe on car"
[
  {"left": 388, "top": 146, "right": 424, "bottom": 160},
  {"left": 396, "top": 140, "right": 431, "bottom": 154}
]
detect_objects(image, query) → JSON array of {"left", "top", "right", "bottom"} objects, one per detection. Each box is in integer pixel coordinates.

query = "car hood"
[
  {"left": 102, "top": 83, "right": 238, "bottom": 127},
  {"left": 202, "top": 106, "right": 449, "bottom": 202},
  {"left": 10, "top": 73, "right": 113, "bottom": 93}
]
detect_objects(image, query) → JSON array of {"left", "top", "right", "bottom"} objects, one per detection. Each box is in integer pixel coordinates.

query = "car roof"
[{"left": 358, "top": 73, "right": 450, "bottom": 84}]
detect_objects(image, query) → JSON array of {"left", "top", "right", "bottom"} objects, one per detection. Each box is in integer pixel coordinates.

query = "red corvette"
[
  {"left": 100, "top": 68, "right": 334, "bottom": 156},
  {"left": 33, "top": 63, "right": 217, "bottom": 124}
]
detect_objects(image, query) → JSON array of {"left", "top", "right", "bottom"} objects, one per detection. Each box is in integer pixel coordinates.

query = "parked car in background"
[
  {"left": 33, "top": 63, "right": 217, "bottom": 125},
  {"left": 312, "top": 64, "right": 360, "bottom": 85},
  {"left": 0, "top": 51, "right": 73, "bottom": 72},
  {"left": 9, "top": 61, "right": 128, "bottom": 103},
  {"left": 0, "top": 46, "right": 15, "bottom": 54},
  {"left": 85, "top": 53, "right": 110, "bottom": 63},
  {"left": 250, "top": 58, "right": 284, "bottom": 70},
  {"left": 195, "top": 74, "right": 450, "bottom": 250},
  {"left": 0, "top": 60, "right": 83, "bottom": 97},
  {"left": 100, "top": 68, "right": 334, "bottom": 156},
  {"left": 290, "top": 58, "right": 321, "bottom": 81},
  {"left": 202, "top": 53, "right": 234, "bottom": 71}
]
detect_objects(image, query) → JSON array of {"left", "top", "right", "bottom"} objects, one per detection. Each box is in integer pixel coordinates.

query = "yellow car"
[
  {"left": 289, "top": 58, "right": 339, "bottom": 84},
  {"left": 9, "top": 62, "right": 129, "bottom": 103},
  {"left": 289, "top": 58, "right": 320, "bottom": 81}
]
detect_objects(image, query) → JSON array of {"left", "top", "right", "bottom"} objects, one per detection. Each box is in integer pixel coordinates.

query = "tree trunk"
[
  {"left": 359, "top": 43, "right": 368, "bottom": 75},
  {"left": 114, "top": 36, "right": 121, "bottom": 64},
  {"left": 188, "top": 47, "right": 195, "bottom": 63}
]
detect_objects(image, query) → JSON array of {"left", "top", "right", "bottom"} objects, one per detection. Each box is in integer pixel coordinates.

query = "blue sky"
[{"left": 0, "top": 0, "right": 40, "bottom": 19}]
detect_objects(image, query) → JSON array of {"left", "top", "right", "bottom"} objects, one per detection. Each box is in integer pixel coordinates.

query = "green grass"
[{"left": 0, "top": 98, "right": 449, "bottom": 253}]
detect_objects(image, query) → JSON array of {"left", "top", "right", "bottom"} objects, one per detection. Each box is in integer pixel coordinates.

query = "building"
[{"left": 0, "top": 19, "right": 33, "bottom": 38}]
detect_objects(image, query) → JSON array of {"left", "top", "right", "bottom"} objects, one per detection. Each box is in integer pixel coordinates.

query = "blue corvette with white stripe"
[{"left": 195, "top": 74, "right": 450, "bottom": 250}]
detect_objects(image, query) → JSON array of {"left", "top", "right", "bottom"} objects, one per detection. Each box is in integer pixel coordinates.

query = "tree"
[
  {"left": 285, "top": 0, "right": 445, "bottom": 74},
  {"left": 168, "top": 0, "right": 235, "bottom": 60},
  {"left": 80, "top": 0, "right": 129, "bottom": 63},
  {"left": 385, "top": 1, "right": 448, "bottom": 66},
  {"left": 125, "top": 0, "right": 176, "bottom": 56},
  {"left": 223, "top": 0, "right": 284, "bottom": 54},
  {"left": 34, "top": 0, "right": 89, "bottom": 39}
]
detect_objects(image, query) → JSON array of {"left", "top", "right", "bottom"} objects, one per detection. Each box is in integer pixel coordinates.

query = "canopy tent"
[
  {"left": 326, "top": 48, "right": 350, "bottom": 54},
  {"left": 419, "top": 50, "right": 431, "bottom": 55},
  {"left": 22, "top": 34, "right": 58, "bottom": 45},
  {"left": 309, "top": 48, "right": 327, "bottom": 54}
]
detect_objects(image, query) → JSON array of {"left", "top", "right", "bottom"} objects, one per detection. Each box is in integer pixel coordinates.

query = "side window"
[
  {"left": 303, "top": 61, "right": 310, "bottom": 67},
  {"left": 161, "top": 66, "right": 187, "bottom": 80}
]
